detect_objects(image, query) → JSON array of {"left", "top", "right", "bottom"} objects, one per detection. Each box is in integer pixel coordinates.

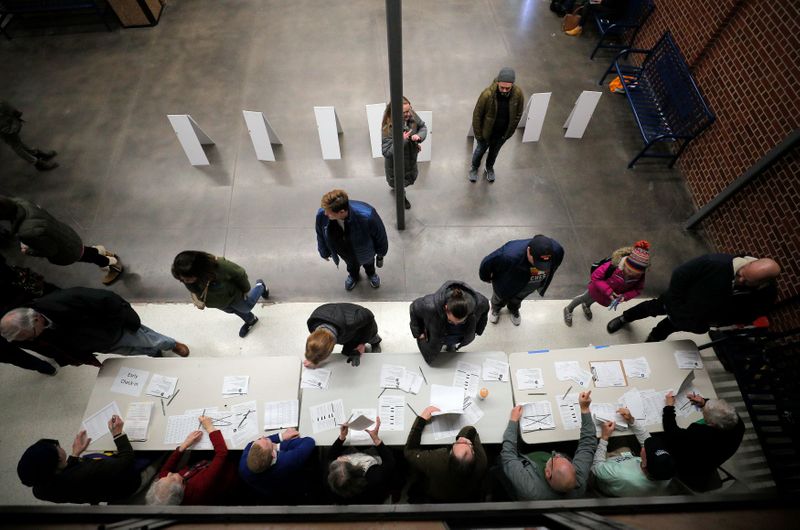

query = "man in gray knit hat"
[{"left": 469, "top": 67, "right": 524, "bottom": 183}]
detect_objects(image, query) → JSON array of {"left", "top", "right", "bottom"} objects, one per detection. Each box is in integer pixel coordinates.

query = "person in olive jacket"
[
  {"left": 304, "top": 303, "right": 382, "bottom": 368},
  {"left": 409, "top": 280, "right": 490, "bottom": 365},
  {"left": 172, "top": 251, "right": 269, "bottom": 338},
  {"left": 381, "top": 96, "right": 427, "bottom": 210},
  {"left": 17, "top": 414, "right": 142, "bottom": 504},
  {"left": 469, "top": 67, "right": 524, "bottom": 183},
  {"left": 0, "top": 100, "right": 58, "bottom": 170}
]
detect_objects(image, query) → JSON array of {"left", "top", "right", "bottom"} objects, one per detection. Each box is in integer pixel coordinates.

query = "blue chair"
[{"left": 589, "top": 0, "right": 655, "bottom": 60}]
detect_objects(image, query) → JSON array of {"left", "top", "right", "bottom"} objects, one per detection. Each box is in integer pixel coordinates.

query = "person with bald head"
[
  {"left": 607, "top": 254, "right": 780, "bottom": 342},
  {"left": 499, "top": 391, "right": 597, "bottom": 500}
]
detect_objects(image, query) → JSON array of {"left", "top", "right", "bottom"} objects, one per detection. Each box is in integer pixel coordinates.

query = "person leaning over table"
[
  {"left": 499, "top": 391, "right": 597, "bottom": 500},
  {"left": 404, "top": 405, "right": 488, "bottom": 503},
  {"left": 146, "top": 415, "right": 241, "bottom": 505},
  {"left": 304, "top": 302, "right": 383, "bottom": 369}
]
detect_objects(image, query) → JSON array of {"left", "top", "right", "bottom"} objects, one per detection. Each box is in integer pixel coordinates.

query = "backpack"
[{"left": 590, "top": 257, "right": 616, "bottom": 280}]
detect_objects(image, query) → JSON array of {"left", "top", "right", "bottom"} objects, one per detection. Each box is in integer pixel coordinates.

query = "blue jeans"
[
  {"left": 222, "top": 282, "right": 266, "bottom": 323},
  {"left": 108, "top": 325, "right": 177, "bottom": 356},
  {"left": 471, "top": 137, "right": 506, "bottom": 170}
]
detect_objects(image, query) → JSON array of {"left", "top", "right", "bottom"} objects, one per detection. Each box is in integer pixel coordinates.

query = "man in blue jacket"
[
  {"left": 315, "top": 189, "right": 388, "bottom": 291},
  {"left": 239, "top": 428, "right": 316, "bottom": 504},
  {"left": 479, "top": 234, "right": 564, "bottom": 326}
]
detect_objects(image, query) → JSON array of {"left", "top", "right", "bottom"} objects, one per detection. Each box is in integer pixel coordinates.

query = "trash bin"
[{"left": 107, "top": 0, "right": 165, "bottom": 27}]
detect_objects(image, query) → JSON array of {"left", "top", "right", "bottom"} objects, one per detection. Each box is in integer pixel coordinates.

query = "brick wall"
[{"left": 636, "top": 0, "right": 800, "bottom": 331}]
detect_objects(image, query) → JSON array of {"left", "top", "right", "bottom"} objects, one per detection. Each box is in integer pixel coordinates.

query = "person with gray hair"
[{"left": 662, "top": 391, "right": 745, "bottom": 491}]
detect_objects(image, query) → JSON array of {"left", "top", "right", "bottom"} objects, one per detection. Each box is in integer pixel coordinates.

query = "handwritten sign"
[{"left": 110, "top": 366, "right": 150, "bottom": 397}]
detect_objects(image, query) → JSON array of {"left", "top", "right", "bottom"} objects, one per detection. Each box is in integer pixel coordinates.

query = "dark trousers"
[
  {"left": 1, "top": 339, "right": 54, "bottom": 373},
  {"left": 79, "top": 245, "right": 111, "bottom": 268},
  {"left": 1, "top": 132, "right": 38, "bottom": 163},
  {"left": 471, "top": 137, "right": 507, "bottom": 170},
  {"left": 622, "top": 297, "right": 705, "bottom": 342},
  {"left": 343, "top": 255, "right": 376, "bottom": 278}
]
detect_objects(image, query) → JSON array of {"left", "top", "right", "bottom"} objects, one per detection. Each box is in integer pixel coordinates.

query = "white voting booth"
[
  {"left": 366, "top": 105, "right": 432, "bottom": 162},
  {"left": 563, "top": 90, "right": 602, "bottom": 139},
  {"left": 242, "top": 110, "right": 282, "bottom": 161},
  {"left": 167, "top": 114, "right": 215, "bottom": 166},
  {"left": 314, "top": 106, "right": 343, "bottom": 160},
  {"left": 416, "top": 110, "right": 432, "bottom": 162},
  {"left": 521, "top": 93, "right": 552, "bottom": 143}
]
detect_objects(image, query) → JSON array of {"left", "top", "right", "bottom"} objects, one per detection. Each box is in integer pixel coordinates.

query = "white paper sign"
[{"left": 110, "top": 366, "right": 150, "bottom": 397}]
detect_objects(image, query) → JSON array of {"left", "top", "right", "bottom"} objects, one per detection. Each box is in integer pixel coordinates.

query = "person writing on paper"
[
  {"left": 499, "top": 391, "right": 597, "bottom": 499},
  {"left": 147, "top": 415, "right": 240, "bottom": 505},
  {"left": 239, "top": 427, "right": 316, "bottom": 504},
  {"left": 403, "top": 405, "right": 487, "bottom": 502},
  {"left": 16, "top": 415, "right": 142, "bottom": 504},
  {"left": 591, "top": 408, "right": 675, "bottom": 497},
  {"left": 327, "top": 417, "right": 396, "bottom": 504},
  {"left": 409, "top": 280, "right": 490, "bottom": 365},
  {"left": 304, "top": 303, "right": 383, "bottom": 369},
  {"left": 662, "top": 391, "right": 745, "bottom": 491}
]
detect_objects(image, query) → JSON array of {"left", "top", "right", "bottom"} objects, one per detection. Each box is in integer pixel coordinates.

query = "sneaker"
[
  {"left": 404, "top": 197, "right": 411, "bottom": 210},
  {"left": 34, "top": 159, "right": 59, "bottom": 171},
  {"left": 101, "top": 255, "right": 124, "bottom": 285},
  {"left": 581, "top": 302, "right": 593, "bottom": 321},
  {"left": 345, "top": 275, "right": 357, "bottom": 291},
  {"left": 489, "top": 309, "right": 500, "bottom": 324},
  {"left": 468, "top": 167, "right": 478, "bottom": 182},
  {"left": 369, "top": 274, "right": 381, "bottom": 288},
  {"left": 36, "top": 361, "right": 58, "bottom": 376},
  {"left": 484, "top": 168, "right": 495, "bottom": 183},
  {"left": 34, "top": 149, "right": 57, "bottom": 160},
  {"left": 239, "top": 316, "right": 259, "bottom": 338},
  {"left": 510, "top": 311, "right": 521, "bottom": 326},
  {"left": 256, "top": 279, "right": 269, "bottom": 300},
  {"left": 369, "top": 335, "right": 382, "bottom": 353},
  {"left": 445, "top": 344, "right": 457, "bottom": 352},
  {"left": 563, "top": 307, "right": 573, "bottom": 327},
  {"left": 606, "top": 316, "right": 626, "bottom": 334},
  {"left": 171, "top": 342, "right": 190, "bottom": 357}
]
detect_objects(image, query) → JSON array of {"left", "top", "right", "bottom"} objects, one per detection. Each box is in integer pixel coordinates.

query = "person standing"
[
  {"left": 479, "top": 234, "right": 564, "bottom": 326},
  {"left": 469, "top": 67, "right": 524, "bottom": 183},
  {"left": 382, "top": 96, "right": 427, "bottom": 210},
  {"left": 315, "top": 189, "right": 388, "bottom": 291},
  {"left": 304, "top": 302, "right": 382, "bottom": 369},
  {"left": 0, "top": 195, "right": 123, "bottom": 285},
  {"left": 171, "top": 251, "right": 269, "bottom": 338},
  {"left": 0, "top": 101, "right": 58, "bottom": 171}
]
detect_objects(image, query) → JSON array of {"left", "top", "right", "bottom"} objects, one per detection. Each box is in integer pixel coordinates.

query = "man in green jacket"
[
  {"left": 0, "top": 101, "right": 58, "bottom": 171},
  {"left": 469, "top": 68, "right": 524, "bottom": 183}
]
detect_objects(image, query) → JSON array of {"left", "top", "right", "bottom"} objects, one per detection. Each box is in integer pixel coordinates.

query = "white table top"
[
  {"left": 298, "top": 351, "right": 514, "bottom": 446},
  {"left": 81, "top": 356, "right": 301, "bottom": 450},
  {"left": 508, "top": 340, "right": 716, "bottom": 444}
]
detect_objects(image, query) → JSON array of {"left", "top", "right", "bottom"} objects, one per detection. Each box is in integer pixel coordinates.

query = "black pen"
[
  {"left": 160, "top": 398, "right": 166, "bottom": 416},
  {"left": 528, "top": 392, "right": 546, "bottom": 395},
  {"left": 237, "top": 409, "right": 252, "bottom": 429},
  {"left": 167, "top": 388, "right": 180, "bottom": 407},
  {"left": 562, "top": 385, "right": 573, "bottom": 400},
  {"left": 418, "top": 366, "right": 428, "bottom": 385},
  {"left": 406, "top": 403, "right": 420, "bottom": 417},
  {"left": 378, "top": 387, "right": 387, "bottom": 399}
]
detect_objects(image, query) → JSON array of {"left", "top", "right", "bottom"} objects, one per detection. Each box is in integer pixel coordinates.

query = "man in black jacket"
[
  {"left": 607, "top": 254, "right": 780, "bottom": 341},
  {"left": 304, "top": 303, "right": 382, "bottom": 368},
  {"left": 0, "top": 287, "right": 189, "bottom": 367},
  {"left": 17, "top": 414, "right": 142, "bottom": 503},
  {"left": 0, "top": 100, "right": 58, "bottom": 171}
]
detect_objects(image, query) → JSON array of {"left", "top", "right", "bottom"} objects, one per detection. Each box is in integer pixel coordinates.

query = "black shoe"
[
  {"left": 239, "top": 316, "right": 259, "bottom": 338},
  {"left": 404, "top": 197, "right": 411, "bottom": 209},
  {"left": 34, "top": 159, "right": 58, "bottom": 171},
  {"left": 256, "top": 279, "right": 269, "bottom": 300},
  {"left": 606, "top": 316, "right": 626, "bottom": 333},
  {"left": 645, "top": 332, "right": 660, "bottom": 343},
  {"left": 36, "top": 362, "right": 57, "bottom": 376},
  {"left": 34, "top": 149, "right": 57, "bottom": 160},
  {"left": 370, "top": 341, "right": 382, "bottom": 353}
]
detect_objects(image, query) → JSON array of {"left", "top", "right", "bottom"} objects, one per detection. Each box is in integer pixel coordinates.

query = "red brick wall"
[{"left": 636, "top": 0, "right": 800, "bottom": 331}]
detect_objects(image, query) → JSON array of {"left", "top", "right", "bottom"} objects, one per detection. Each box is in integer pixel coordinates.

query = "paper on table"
[
  {"left": 399, "top": 371, "right": 424, "bottom": 394},
  {"left": 482, "top": 358, "right": 510, "bottom": 382},
  {"left": 674, "top": 350, "right": 703, "bottom": 369},
  {"left": 231, "top": 400, "right": 259, "bottom": 447},
  {"left": 110, "top": 366, "right": 150, "bottom": 397},
  {"left": 640, "top": 389, "right": 668, "bottom": 426},
  {"left": 82, "top": 401, "right": 122, "bottom": 442},
  {"left": 301, "top": 367, "right": 331, "bottom": 389},
  {"left": 222, "top": 375, "right": 250, "bottom": 395},
  {"left": 145, "top": 374, "right": 178, "bottom": 398},
  {"left": 184, "top": 407, "right": 218, "bottom": 416},
  {"left": 453, "top": 361, "right": 481, "bottom": 398},
  {"left": 164, "top": 414, "right": 198, "bottom": 445},
  {"left": 263, "top": 400, "right": 299, "bottom": 430},
  {"left": 554, "top": 361, "right": 592, "bottom": 387},
  {"left": 520, "top": 401, "right": 555, "bottom": 432},
  {"left": 619, "top": 388, "right": 645, "bottom": 420},
  {"left": 348, "top": 409, "right": 377, "bottom": 445},
  {"left": 516, "top": 368, "right": 544, "bottom": 390},
  {"left": 556, "top": 393, "right": 581, "bottom": 430},
  {"left": 590, "top": 360, "right": 627, "bottom": 388},
  {"left": 430, "top": 384, "right": 465, "bottom": 415},
  {"left": 379, "top": 394, "right": 405, "bottom": 431},
  {"left": 591, "top": 403, "right": 628, "bottom": 429},
  {"left": 622, "top": 357, "right": 651, "bottom": 378},
  {"left": 124, "top": 402, "right": 153, "bottom": 441},
  {"left": 379, "top": 364, "right": 406, "bottom": 389},
  {"left": 431, "top": 398, "right": 484, "bottom": 440},
  {"left": 309, "top": 399, "right": 345, "bottom": 434}
]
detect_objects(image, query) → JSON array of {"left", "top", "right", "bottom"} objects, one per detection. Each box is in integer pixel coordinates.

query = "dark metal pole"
[{"left": 386, "top": 0, "right": 405, "bottom": 230}]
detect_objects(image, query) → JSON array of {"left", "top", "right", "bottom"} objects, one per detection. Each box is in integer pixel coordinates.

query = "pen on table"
[
  {"left": 160, "top": 398, "right": 166, "bottom": 416},
  {"left": 337, "top": 413, "right": 354, "bottom": 426},
  {"left": 377, "top": 387, "right": 387, "bottom": 399},
  {"left": 527, "top": 392, "right": 547, "bottom": 395},
  {"left": 167, "top": 388, "right": 180, "bottom": 407},
  {"left": 418, "top": 366, "right": 428, "bottom": 385},
  {"left": 562, "top": 385, "right": 573, "bottom": 400},
  {"left": 199, "top": 408, "right": 205, "bottom": 429},
  {"left": 237, "top": 409, "right": 252, "bottom": 430},
  {"left": 406, "top": 403, "right": 419, "bottom": 417}
]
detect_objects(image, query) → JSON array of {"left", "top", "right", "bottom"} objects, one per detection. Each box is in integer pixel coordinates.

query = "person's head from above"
[
  {"left": 145, "top": 473, "right": 185, "bottom": 505},
  {"left": 247, "top": 436, "right": 278, "bottom": 473},
  {"left": 327, "top": 459, "right": 368, "bottom": 498},
  {"left": 702, "top": 398, "right": 739, "bottom": 430},
  {"left": 623, "top": 240, "right": 651, "bottom": 278},
  {"left": 304, "top": 326, "right": 336, "bottom": 368},
  {"left": 527, "top": 234, "right": 553, "bottom": 269},
  {"left": 734, "top": 258, "right": 780, "bottom": 288},
  {"left": 1, "top": 307, "right": 46, "bottom": 342},
  {"left": 381, "top": 96, "right": 412, "bottom": 130},
  {"left": 444, "top": 287, "right": 470, "bottom": 325},
  {"left": 496, "top": 67, "right": 515, "bottom": 97},
  {"left": 171, "top": 250, "right": 217, "bottom": 285},
  {"left": 640, "top": 437, "right": 675, "bottom": 481},
  {"left": 17, "top": 438, "right": 66, "bottom": 487},
  {"left": 321, "top": 189, "right": 350, "bottom": 221},
  {"left": 448, "top": 435, "right": 476, "bottom": 476},
  {"left": 545, "top": 450, "right": 576, "bottom": 493}
]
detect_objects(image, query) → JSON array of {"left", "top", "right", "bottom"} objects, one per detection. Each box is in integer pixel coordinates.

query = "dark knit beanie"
[
  {"left": 17, "top": 439, "right": 60, "bottom": 487},
  {"left": 497, "top": 67, "right": 516, "bottom": 83}
]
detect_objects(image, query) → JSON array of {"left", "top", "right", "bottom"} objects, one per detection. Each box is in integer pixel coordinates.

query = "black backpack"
[{"left": 590, "top": 257, "right": 616, "bottom": 280}]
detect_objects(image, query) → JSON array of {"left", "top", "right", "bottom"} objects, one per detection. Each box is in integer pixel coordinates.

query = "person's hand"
[
  {"left": 355, "top": 344, "right": 366, "bottom": 354},
  {"left": 579, "top": 391, "right": 592, "bottom": 413},
  {"left": 338, "top": 424, "right": 349, "bottom": 441},
  {"left": 367, "top": 417, "right": 382, "bottom": 445},
  {"left": 420, "top": 406, "right": 440, "bottom": 420},
  {"left": 282, "top": 427, "right": 300, "bottom": 440},
  {"left": 665, "top": 391, "right": 676, "bottom": 407},
  {"left": 403, "top": 130, "right": 411, "bottom": 140},
  {"left": 303, "top": 359, "right": 316, "bottom": 369},
  {"left": 346, "top": 354, "right": 361, "bottom": 367},
  {"left": 617, "top": 407, "right": 634, "bottom": 425},
  {"left": 510, "top": 405, "right": 523, "bottom": 422},
  {"left": 418, "top": 333, "right": 427, "bottom": 342},
  {"left": 20, "top": 242, "right": 30, "bottom": 254},
  {"left": 199, "top": 415, "right": 214, "bottom": 433},
  {"left": 411, "top": 134, "right": 421, "bottom": 142},
  {"left": 376, "top": 256, "right": 384, "bottom": 268},
  {"left": 108, "top": 415, "right": 124, "bottom": 437},
  {"left": 601, "top": 420, "right": 615, "bottom": 440},
  {"left": 688, "top": 393, "right": 706, "bottom": 407},
  {"left": 180, "top": 430, "right": 202, "bottom": 451},
  {"left": 71, "top": 430, "right": 91, "bottom": 457}
]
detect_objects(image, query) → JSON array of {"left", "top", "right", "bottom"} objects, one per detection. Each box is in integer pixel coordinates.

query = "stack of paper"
[
  {"left": 301, "top": 367, "right": 332, "bottom": 389},
  {"left": 590, "top": 360, "right": 627, "bottom": 388},
  {"left": 639, "top": 389, "right": 669, "bottom": 426},
  {"left": 591, "top": 403, "right": 628, "bottom": 430},
  {"left": 347, "top": 409, "right": 377, "bottom": 445},
  {"left": 125, "top": 402, "right": 153, "bottom": 442},
  {"left": 379, "top": 364, "right": 423, "bottom": 394},
  {"left": 431, "top": 398, "right": 484, "bottom": 440},
  {"left": 515, "top": 367, "right": 544, "bottom": 390},
  {"left": 482, "top": 358, "right": 510, "bottom": 382},
  {"left": 520, "top": 401, "right": 556, "bottom": 432},
  {"left": 453, "top": 361, "right": 481, "bottom": 398},
  {"left": 554, "top": 361, "right": 592, "bottom": 387},
  {"left": 222, "top": 375, "right": 250, "bottom": 396},
  {"left": 145, "top": 374, "right": 178, "bottom": 398},
  {"left": 430, "top": 384, "right": 466, "bottom": 415},
  {"left": 619, "top": 388, "right": 645, "bottom": 421},
  {"left": 622, "top": 357, "right": 651, "bottom": 379},
  {"left": 263, "top": 399, "right": 299, "bottom": 430},
  {"left": 309, "top": 399, "right": 345, "bottom": 434},
  {"left": 674, "top": 350, "right": 704, "bottom": 369}
]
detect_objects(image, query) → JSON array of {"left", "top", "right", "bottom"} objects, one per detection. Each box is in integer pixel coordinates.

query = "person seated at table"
[
  {"left": 17, "top": 415, "right": 142, "bottom": 504},
  {"left": 663, "top": 391, "right": 745, "bottom": 491},
  {"left": 404, "top": 405, "right": 487, "bottom": 502},
  {"left": 239, "top": 427, "right": 316, "bottom": 504},
  {"left": 591, "top": 407, "right": 675, "bottom": 497},
  {"left": 327, "top": 417, "right": 395, "bottom": 504},
  {"left": 499, "top": 391, "right": 597, "bottom": 499},
  {"left": 304, "top": 302, "right": 382, "bottom": 369},
  {"left": 409, "top": 280, "right": 490, "bottom": 365},
  {"left": 146, "top": 415, "right": 240, "bottom": 505}
]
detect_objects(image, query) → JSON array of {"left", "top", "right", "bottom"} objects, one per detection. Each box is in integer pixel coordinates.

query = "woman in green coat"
[{"left": 171, "top": 251, "right": 269, "bottom": 338}]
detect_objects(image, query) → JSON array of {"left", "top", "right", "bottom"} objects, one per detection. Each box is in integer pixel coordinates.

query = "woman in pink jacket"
[{"left": 563, "top": 241, "right": 650, "bottom": 326}]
